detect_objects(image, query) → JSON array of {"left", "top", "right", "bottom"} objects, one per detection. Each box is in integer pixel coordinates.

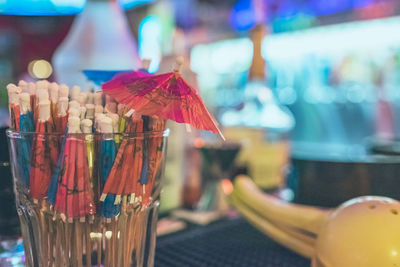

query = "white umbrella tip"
[
  {"left": 68, "top": 116, "right": 81, "bottom": 129},
  {"left": 6, "top": 83, "right": 17, "bottom": 93},
  {"left": 20, "top": 93, "right": 30, "bottom": 102},
  {"left": 174, "top": 56, "right": 185, "bottom": 73}
]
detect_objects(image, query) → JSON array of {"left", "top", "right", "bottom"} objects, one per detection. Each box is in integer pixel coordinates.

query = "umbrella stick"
[
  {"left": 55, "top": 219, "right": 62, "bottom": 267},
  {"left": 64, "top": 221, "right": 70, "bottom": 264},
  {"left": 125, "top": 207, "right": 135, "bottom": 266},
  {"left": 70, "top": 222, "right": 77, "bottom": 266},
  {"left": 130, "top": 208, "right": 140, "bottom": 266},
  {"left": 112, "top": 219, "right": 118, "bottom": 266},
  {"left": 75, "top": 221, "right": 83, "bottom": 267},
  {"left": 60, "top": 220, "right": 68, "bottom": 266},
  {"left": 85, "top": 223, "right": 92, "bottom": 267},
  {"left": 47, "top": 213, "right": 55, "bottom": 266},
  {"left": 104, "top": 224, "right": 110, "bottom": 267},
  {"left": 146, "top": 204, "right": 159, "bottom": 267},
  {"left": 118, "top": 196, "right": 128, "bottom": 267},
  {"left": 110, "top": 221, "right": 115, "bottom": 266},
  {"left": 97, "top": 222, "right": 102, "bottom": 267},
  {"left": 17, "top": 209, "right": 34, "bottom": 266},
  {"left": 135, "top": 208, "right": 146, "bottom": 266},
  {"left": 134, "top": 211, "right": 143, "bottom": 267},
  {"left": 29, "top": 208, "right": 42, "bottom": 266},
  {"left": 136, "top": 209, "right": 149, "bottom": 267},
  {"left": 37, "top": 202, "right": 48, "bottom": 265},
  {"left": 123, "top": 208, "right": 130, "bottom": 265},
  {"left": 106, "top": 221, "right": 110, "bottom": 267}
]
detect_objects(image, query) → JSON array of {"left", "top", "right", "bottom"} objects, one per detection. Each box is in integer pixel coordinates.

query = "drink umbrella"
[
  {"left": 6, "top": 84, "right": 20, "bottom": 131},
  {"left": 127, "top": 114, "right": 144, "bottom": 203},
  {"left": 141, "top": 116, "right": 166, "bottom": 206},
  {"left": 54, "top": 116, "right": 95, "bottom": 221},
  {"left": 102, "top": 57, "right": 223, "bottom": 138},
  {"left": 30, "top": 98, "right": 58, "bottom": 201},
  {"left": 18, "top": 93, "right": 34, "bottom": 187},
  {"left": 47, "top": 126, "right": 68, "bottom": 208},
  {"left": 99, "top": 113, "right": 144, "bottom": 204},
  {"left": 98, "top": 117, "right": 120, "bottom": 219}
]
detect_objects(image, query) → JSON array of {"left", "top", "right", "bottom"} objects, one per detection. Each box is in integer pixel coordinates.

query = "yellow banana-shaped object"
[
  {"left": 230, "top": 175, "right": 400, "bottom": 267},
  {"left": 233, "top": 175, "right": 330, "bottom": 234},
  {"left": 230, "top": 193, "right": 315, "bottom": 258}
]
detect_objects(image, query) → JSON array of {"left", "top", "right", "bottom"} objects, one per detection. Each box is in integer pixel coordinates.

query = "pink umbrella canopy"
[
  {"left": 102, "top": 58, "right": 223, "bottom": 138},
  {"left": 101, "top": 69, "right": 150, "bottom": 89}
]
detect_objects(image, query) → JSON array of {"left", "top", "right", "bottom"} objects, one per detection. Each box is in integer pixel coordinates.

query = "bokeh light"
[{"left": 28, "top": 60, "right": 53, "bottom": 79}]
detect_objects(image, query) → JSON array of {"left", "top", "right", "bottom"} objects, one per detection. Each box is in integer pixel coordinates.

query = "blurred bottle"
[
  {"left": 222, "top": 24, "right": 294, "bottom": 190},
  {"left": 53, "top": 0, "right": 140, "bottom": 88}
]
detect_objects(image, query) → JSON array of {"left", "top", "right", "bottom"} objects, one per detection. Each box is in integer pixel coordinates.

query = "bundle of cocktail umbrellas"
[{"left": 7, "top": 57, "right": 222, "bottom": 222}]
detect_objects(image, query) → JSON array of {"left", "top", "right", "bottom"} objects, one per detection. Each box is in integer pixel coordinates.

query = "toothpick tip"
[
  {"left": 100, "top": 193, "right": 107, "bottom": 202},
  {"left": 114, "top": 195, "right": 122, "bottom": 205}
]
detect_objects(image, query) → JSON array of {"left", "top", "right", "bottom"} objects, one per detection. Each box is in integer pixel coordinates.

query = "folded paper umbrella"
[
  {"left": 100, "top": 114, "right": 143, "bottom": 204},
  {"left": 30, "top": 99, "right": 57, "bottom": 201},
  {"left": 141, "top": 116, "right": 166, "bottom": 206},
  {"left": 98, "top": 117, "right": 120, "bottom": 218},
  {"left": 54, "top": 117, "right": 95, "bottom": 221},
  {"left": 47, "top": 126, "right": 68, "bottom": 207},
  {"left": 102, "top": 57, "right": 224, "bottom": 139},
  {"left": 127, "top": 115, "right": 144, "bottom": 202},
  {"left": 17, "top": 93, "right": 35, "bottom": 187},
  {"left": 6, "top": 84, "right": 20, "bottom": 131}
]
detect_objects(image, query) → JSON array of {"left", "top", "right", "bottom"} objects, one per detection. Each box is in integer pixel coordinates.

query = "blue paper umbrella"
[
  {"left": 99, "top": 136, "right": 120, "bottom": 218},
  {"left": 17, "top": 111, "right": 34, "bottom": 186},
  {"left": 47, "top": 126, "right": 68, "bottom": 206},
  {"left": 139, "top": 116, "right": 150, "bottom": 187},
  {"left": 82, "top": 70, "right": 131, "bottom": 86}
]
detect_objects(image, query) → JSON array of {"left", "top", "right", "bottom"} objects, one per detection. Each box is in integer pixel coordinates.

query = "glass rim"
[{"left": 6, "top": 128, "right": 170, "bottom": 138}]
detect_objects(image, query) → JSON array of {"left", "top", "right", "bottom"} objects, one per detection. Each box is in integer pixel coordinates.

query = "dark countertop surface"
[{"left": 155, "top": 218, "right": 310, "bottom": 267}]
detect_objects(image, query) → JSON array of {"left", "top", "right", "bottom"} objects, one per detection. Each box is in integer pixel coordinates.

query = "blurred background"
[{"left": 2, "top": 0, "right": 400, "bottom": 232}]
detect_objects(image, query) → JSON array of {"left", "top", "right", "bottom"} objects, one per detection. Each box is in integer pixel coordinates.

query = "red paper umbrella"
[
  {"left": 55, "top": 115, "right": 68, "bottom": 133},
  {"left": 55, "top": 133, "right": 95, "bottom": 220},
  {"left": 102, "top": 70, "right": 150, "bottom": 89},
  {"left": 142, "top": 117, "right": 166, "bottom": 206},
  {"left": 100, "top": 115, "right": 144, "bottom": 203},
  {"left": 30, "top": 115, "right": 58, "bottom": 200},
  {"left": 102, "top": 58, "right": 223, "bottom": 138}
]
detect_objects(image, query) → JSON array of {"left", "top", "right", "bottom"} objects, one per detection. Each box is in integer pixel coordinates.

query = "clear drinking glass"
[{"left": 7, "top": 130, "right": 168, "bottom": 267}]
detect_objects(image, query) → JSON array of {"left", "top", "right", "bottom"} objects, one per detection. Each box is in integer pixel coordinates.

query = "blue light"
[
  {"left": 118, "top": 0, "right": 155, "bottom": 10},
  {"left": 138, "top": 15, "right": 162, "bottom": 73},
  {"left": 0, "top": 0, "right": 86, "bottom": 15},
  {"left": 230, "top": 0, "right": 256, "bottom": 31}
]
